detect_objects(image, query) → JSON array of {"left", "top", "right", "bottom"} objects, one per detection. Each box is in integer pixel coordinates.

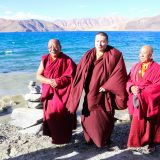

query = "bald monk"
[
  {"left": 67, "top": 32, "right": 127, "bottom": 148},
  {"left": 127, "top": 45, "right": 160, "bottom": 153},
  {"left": 36, "top": 39, "right": 76, "bottom": 144}
]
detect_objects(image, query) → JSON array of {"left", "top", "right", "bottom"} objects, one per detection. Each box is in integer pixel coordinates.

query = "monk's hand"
[
  {"left": 131, "top": 85, "right": 138, "bottom": 95},
  {"left": 50, "top": 79, "right": 57, "bottom": 88},
  {"left": 99, "top": 87, "right": 105, "bottom": 92}
]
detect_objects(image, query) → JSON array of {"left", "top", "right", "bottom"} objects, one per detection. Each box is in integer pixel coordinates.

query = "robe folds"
[
  {"left": 126, "top": 61, "right": 160, "bottom": 147},
  {"left": 67, "top": 46, "right": 127, "bottom": 147},
  {"left": 41, "top": 53, "right": 76, "bottom": 144}
]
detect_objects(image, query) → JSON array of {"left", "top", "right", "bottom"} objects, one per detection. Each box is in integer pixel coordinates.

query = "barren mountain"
[
  {"left": 0, "top": 15, "right": 160, "bottom": 32},
  {"left": 53, "top": 16, "right": 128, "bottom": 31},
  {"left": 125, "top": 15, "right": 160, "bottom": 30},
  {"left": 0, "top": 19, "right": 63, "bottom": 32}
]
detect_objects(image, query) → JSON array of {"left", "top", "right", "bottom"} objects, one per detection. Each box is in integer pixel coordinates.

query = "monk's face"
[
  {"left": 139, "top": 46, "right": 152, "bottom": 63},
  {"left": 95, "top": 35, "right": 108, "bottom": 52},
  {"left": 48, "top": 40, "right": 61, "bottom": 56}
]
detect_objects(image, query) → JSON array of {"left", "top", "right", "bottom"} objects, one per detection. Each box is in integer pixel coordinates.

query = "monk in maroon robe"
[
  {"left": 67, "top": 32, "right": 127, "bottom": 147},
  {"left": 36, "top": 39, "right": 76, "bottom": 144},
  {"left": 126, "top": 45, "right": 160, "bottom": 153}
]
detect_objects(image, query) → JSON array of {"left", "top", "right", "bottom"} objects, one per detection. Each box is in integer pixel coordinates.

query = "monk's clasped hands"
[
  {"left": 50, "top": 79, "right": 57, "bottom": 88},
  {"left": 99, "top": 87, "right": 105, "bottom": 92},
  {"left": 131, "top": 85, "right": 139, "bottom": 95}
]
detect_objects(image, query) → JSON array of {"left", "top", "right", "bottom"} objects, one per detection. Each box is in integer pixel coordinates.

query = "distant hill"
[
  {"left": 0, "top": 19, "right": 63, "bottom": 32},
  {"left": 124, "top": 15, "right": 160, "bottom": 30},
  {"left": 0, "top": 15, "right": 160, "bottom": 32},
  {"left": 53, "top": 16, "right": 128, "bottom": 31}
]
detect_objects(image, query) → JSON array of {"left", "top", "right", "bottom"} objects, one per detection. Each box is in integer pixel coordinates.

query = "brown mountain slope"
[
  {"left": 125, "top": 15, "right": 160, "bottom": 30},
  {"left": 0, "top": 15, "right": 160, "bottom": 32}
]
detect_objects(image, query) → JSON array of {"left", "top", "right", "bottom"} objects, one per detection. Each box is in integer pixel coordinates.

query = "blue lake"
[{"left": 0, "top": 31, "right": 160, "bottom": 73}]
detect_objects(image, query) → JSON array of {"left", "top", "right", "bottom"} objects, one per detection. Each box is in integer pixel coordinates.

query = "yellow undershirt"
[{"left": 141, "top": 63, "right": 149, "bottom": 77}]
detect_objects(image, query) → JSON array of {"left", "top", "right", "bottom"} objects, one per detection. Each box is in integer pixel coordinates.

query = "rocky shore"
[
  {"left": 1, "top": 96, "right": 160, "bottom": 159},
  {"left": 0, "top": 79, "right": 160, "bottom": 159}
]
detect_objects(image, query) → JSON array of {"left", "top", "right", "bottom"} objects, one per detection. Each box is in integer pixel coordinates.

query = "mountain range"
[{"left": 0, "top": 15, "right": 160, "bottom": 32}]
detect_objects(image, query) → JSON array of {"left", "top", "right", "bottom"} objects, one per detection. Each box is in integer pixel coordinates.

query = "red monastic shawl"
[
  {"left": 127, "top": 61, "right": 160, "bottom": 119},
  {"left": 41, "top": 53, "right": 76, "bottom": 113},
  {"left": 41, "top": 53, "right": 76, "bottom": 144},
  {"left": 67, "top": 46, "right": 127, "bottom": 114}
]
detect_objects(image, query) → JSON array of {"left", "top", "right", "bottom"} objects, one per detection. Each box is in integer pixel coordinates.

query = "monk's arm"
[
  {"left": 36, "top": 61, "right": 52, "bottom": 85},
  {"left": 55, "top": 76, "right": 71, "bottom": 88},
  {"left": 126, "top": 72, "right": 135, "bottom": 93},
  {"left": 55, "top": 60, "right": 76, "bottom": 88},
  {"left": 101, "top": 55, "right": 127, "bottom": 109}
]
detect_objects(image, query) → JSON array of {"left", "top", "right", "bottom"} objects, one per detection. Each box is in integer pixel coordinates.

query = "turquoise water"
[{"left": 0, "top": 31, "right": 160, "bottom": 73}]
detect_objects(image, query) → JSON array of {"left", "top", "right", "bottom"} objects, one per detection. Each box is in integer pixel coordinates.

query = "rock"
[
  {"left": 0, "top": 100, "right": 7, "bottom": 112},
  {"left": 0, "top": 99, "right": 14, "bottom": 112},
  {"left": 10, "top": 95, "right": 25, "bottom": 104},
  {"left": 28, "top": 81, "right": 41, "bottom": 94},
  {"left": 24, "top": 81, "right": 43, "bottom": 109},
  {"left": 24, "top": 93, "right": 41, "bottom": 102},
  {"left": 114, "top": 109, "right": 130, "bottom": 121},
  {"left": 27, "top": 101, "right": 43, "bottom": 109},
  {"left": 10, "top": 108, "right": 43, "bottom": 128},
  {"left": 29, "top": 85, "right": 41, "bottom": 94},
  {"left": 19, "top": 123, "right": 43, "bottom": 135},
  {"left": 0, "top": 136, "right": 7, "bottom": 143},
  {"left": 29, "top": 81, "right": 36, "bottom": 86},
  {"left": 0, "top": 95, "right": 26, "bottom": 112},
  {"left": 10, "top": 147, "right": 18, "bottom": 157}
]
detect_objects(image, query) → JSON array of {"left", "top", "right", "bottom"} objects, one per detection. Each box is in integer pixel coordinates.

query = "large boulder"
[{"left": 10, "top": 108, "right": 43, "bottom": 129}]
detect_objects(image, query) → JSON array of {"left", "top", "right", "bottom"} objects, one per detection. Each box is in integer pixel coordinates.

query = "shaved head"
[
  {"left": 48, "top": 39, "right": 61, "bottom": 49},
  {"left": 139, "top": 45, "right": 153, "bottom": 63},
  {"left": 140, "top": 45, "right": 153, "bottom": 55},
  {"left": 48, "top": 39, "right": 61, "bottom": 56}
]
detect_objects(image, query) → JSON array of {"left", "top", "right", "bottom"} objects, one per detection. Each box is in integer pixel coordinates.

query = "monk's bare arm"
[{"left": 36, "top": 61, "right": 52, "bottom": 85}]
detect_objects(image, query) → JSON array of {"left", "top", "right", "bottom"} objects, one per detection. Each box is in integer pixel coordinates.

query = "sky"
[{"left": 0, "top": 0, "right": 159, "bottom": 21}]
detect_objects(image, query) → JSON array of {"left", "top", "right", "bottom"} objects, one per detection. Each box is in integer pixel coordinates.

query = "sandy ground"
[{"left": 1, "top": 72, "right": 160, "bottom": 160}]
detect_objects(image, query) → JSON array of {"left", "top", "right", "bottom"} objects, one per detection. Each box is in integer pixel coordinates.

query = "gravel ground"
[{"left": 1, "top": 119, "right": 160, "bottom": 160}]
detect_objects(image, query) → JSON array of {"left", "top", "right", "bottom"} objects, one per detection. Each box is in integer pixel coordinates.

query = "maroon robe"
[
  {"left": 126, "top": 61, "right": 160, "bottom": 147},
  {"left": 67, "top": 46, "right": 127, "bottom": 147},
  {"left": 41, "top": 53, "right": 76, "bottom": 144}
]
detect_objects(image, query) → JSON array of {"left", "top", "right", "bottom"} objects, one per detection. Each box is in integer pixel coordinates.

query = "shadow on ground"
[{"left": 7, "top": 122, "right": 160, "bottom": 160}]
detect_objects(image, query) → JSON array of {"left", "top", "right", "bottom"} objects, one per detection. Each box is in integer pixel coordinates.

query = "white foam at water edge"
[{"left": 5, "top": 50, "right": 13, "bottom": 55}]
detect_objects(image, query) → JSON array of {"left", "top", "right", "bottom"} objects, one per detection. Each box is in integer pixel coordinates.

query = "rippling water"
[{"left": 0, "top": 31, "right": 160, "bottom": 73}]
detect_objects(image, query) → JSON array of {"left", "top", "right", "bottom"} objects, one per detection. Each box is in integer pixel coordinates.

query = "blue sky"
[{"left": 0, "top": 0, "right": 159, "bottom": 21}]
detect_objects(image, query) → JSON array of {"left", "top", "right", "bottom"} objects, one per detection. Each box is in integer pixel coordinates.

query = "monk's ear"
[
  {"left": 106, "top": 40, "right": 109, "bottom": 45},
  {"left": 149, "top": 53, "right": 153, "bottom": 59},
  {"left": 57, "top": 40, "right": 62, "bottom": 50}
]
